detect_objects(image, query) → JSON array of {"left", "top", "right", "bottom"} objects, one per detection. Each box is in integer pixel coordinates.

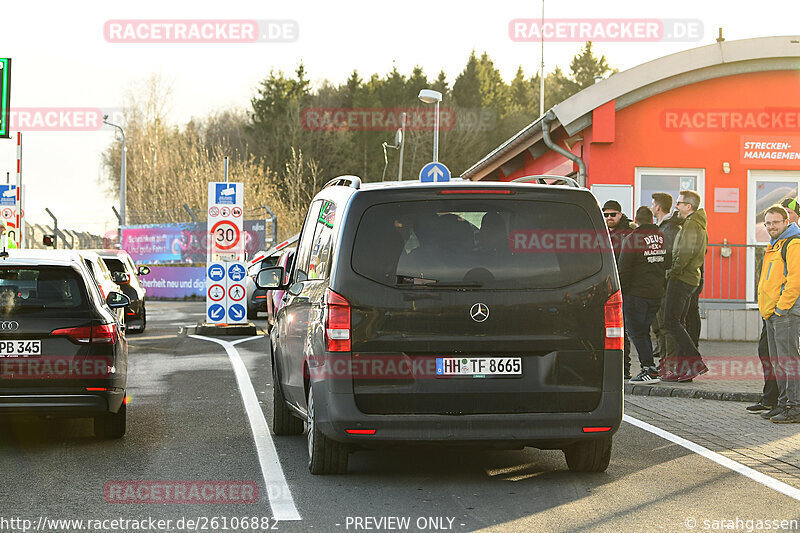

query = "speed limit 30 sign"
[{"left": 210, "top": 220, "right": 241, "bottom": 251}]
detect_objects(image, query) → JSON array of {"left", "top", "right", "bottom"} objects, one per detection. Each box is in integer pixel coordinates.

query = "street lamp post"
[
  {"left": 103, "top": 115, "right": 126, "bottom": 239},
  {"left": 418, "top": 89, "right": 442, "bottom": 163}
]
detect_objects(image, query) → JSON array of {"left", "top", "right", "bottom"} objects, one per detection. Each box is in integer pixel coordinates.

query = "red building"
[{"left": 463, "top": 36, "right": 800, "bottom": 339}]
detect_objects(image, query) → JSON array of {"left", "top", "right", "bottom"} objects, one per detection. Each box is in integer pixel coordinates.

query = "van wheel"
[
  {"left": 94, "top": 401, "right": 127, "bottom": 439},
  {"left": 563, "top": 437, "right": 612, "bottom": 472},
  {"left": 307, "top": 387, "right": 348, "bottom": 475},
  {"left": 271, "top": 367, "right": 304, "bottom": 435}
]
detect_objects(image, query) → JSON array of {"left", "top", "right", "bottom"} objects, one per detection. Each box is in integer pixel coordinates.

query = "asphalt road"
[{"left": 1, "top": 301, "right": 798, "bottom": 533}]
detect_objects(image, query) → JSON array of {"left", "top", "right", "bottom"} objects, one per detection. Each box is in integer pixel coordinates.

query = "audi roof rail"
[
  {"left": 323, "top": 175, "right": 362, "bottom": 190},
  {"left": 512, "top": 175, "right": 581, "bottom": 188}
]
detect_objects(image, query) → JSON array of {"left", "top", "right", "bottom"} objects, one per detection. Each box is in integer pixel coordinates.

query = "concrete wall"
[{"left": 700, "top": 308, "right": 762, "bottom": 341}]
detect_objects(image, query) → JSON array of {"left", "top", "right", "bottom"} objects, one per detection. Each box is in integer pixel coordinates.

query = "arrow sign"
[
  {"left": 208, "top": 304, "right": 225, "bottom": 322},
  {"left": 420, "top": 162, "right": 451, "bottom": 182},
  {"left": 228, "top": 303, "right": 246, "bottom": 323}
]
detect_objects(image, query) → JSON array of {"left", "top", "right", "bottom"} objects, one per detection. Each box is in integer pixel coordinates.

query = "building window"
[{"left": 635, "top": 168, "right": 705, "bottom": 214}]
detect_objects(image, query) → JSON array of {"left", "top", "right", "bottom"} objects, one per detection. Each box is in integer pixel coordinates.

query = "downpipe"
[{"left": 542, "top": 110, "right": 587, "bottom": 186}]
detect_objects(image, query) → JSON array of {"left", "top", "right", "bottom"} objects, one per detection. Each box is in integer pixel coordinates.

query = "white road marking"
[
  {"left": 624, "top": 414, "right": 800, "bottom": 501},
  {"left": 190, "top": 334, "right": 301, "bottom": 521}
]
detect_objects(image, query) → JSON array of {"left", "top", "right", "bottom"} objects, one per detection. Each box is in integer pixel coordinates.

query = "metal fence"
[{"left": 699, "top": 243, "right": 765, "bottom": 306}]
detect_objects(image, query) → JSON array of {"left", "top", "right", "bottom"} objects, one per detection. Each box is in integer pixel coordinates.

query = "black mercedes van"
[{"left": 258, "top": 175, "right": 623, "bottom": 474}]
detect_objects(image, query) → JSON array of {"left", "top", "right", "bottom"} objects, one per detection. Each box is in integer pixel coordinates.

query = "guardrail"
[{"left": 699, "top": 242, "right": 765, "bottom": 306}]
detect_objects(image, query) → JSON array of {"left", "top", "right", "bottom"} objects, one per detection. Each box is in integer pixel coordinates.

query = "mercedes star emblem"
[{"left": 470, "top": 303, "right": 489, "bottom": 323}]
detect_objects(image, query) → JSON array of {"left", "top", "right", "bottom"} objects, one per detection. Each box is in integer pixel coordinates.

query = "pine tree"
[{"left": 452, "top": 51, "right": 481, "bottom": 108}]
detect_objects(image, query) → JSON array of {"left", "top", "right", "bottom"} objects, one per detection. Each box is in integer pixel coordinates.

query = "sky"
[{"left": 1, "top": 0, "right": 799, "bottom": 237}]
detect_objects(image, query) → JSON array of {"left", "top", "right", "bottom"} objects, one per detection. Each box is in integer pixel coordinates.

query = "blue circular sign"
[
  {"left": 207, "top": 263, "right": 225, "bottom": 281},
  {"left": 419, "top": 162, "right": 451, "bottom": 182},
  {"left": 207, "top": 303, "right": 225, "bottom": 322},
  {"left": 228, "top": 263, "right": 246, "bottom": 282},
  {"left": 228, "top": 304, "right": 246, "bottom": 321}
]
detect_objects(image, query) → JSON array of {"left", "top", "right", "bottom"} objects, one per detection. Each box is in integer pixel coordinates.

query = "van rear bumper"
[{"left": 311, "top": 350, "right": 623, "bottom": 448}]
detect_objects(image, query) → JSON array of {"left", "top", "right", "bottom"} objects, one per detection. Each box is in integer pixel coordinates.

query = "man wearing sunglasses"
[
  {"left": 662, "top": 190, "right": 708, "bottom": 382},
  {"left": 603, "top": 200, "right": 636, "bottom": 377},
  {"left": 602, "top": 200, "right": 636, "bottom": 260}
]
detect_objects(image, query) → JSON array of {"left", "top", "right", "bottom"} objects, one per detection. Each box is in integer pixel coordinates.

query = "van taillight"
[
  {"left": 51, "top": 324, "right": 116, "bottom": 344},
  {"left": 325, "top": 289, "right": 351, "bottom": 352},
  {"left": 604, "top": 290, "right": 624, "bottom": 350}
]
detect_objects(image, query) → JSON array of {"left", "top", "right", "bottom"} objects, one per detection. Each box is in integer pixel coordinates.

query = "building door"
[{"left": 746, "top": 170, "right": 800, "bottom": 301}]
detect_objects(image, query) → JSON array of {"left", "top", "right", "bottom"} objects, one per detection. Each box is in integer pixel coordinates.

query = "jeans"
[
  {"left": 765, "top": 313, "right": 800, "bottom": 409},
  {"left": 652, "top": 294, "right": 675, "bottom": 362},
  {"left": 685, "top": 285, "right": 702, "bottom": 348},
  {"left": 758, "top": 320, "right": 779, "bottom": 406},
  {"left": 664, "top": 278, "right": 704, "bottom": 375},
  {"left": 623, "top": 294, "right": 661, "bottom": 369}
]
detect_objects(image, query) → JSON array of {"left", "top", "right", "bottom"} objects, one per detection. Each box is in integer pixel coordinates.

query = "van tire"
[
  {"left": 271, "top": 366, "right": 304, "bottom": 436},
  {"left": 94, "top": 401, "right": 127, "bottom": 439},
  {"left": 307, "top": 387, "right": 348, "bottom": 475},
  {"left": 563, "top": 437, "right": 612, "bottom": 472}
]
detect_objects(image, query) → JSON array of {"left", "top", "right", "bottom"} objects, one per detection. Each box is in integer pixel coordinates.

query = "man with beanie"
[
  {"left": 603, "top": 199, "right": 636, "bottom": 377},
  {"left": 618, "top": 206, "right": 667, "bottom": 382},
  {"left": 602, "top": 200, "right": 636, "bottom": 260}
]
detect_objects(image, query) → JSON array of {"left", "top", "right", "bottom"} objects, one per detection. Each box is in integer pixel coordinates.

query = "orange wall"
[{"left": 508, "top": 69, "right": 800, "bottom": 248}]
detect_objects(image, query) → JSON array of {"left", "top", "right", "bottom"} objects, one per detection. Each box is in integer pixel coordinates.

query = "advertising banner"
[
  {"left": 121, "top": 220, "right": 266, "bottom": 264},
  {"left": 139, "top": 266, "right": 206, "bottom": 299}
]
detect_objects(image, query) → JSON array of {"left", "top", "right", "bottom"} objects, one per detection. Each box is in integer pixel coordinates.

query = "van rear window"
[
  {"left": 352, "top": 199, "right": 604, "bottom": 289},
  {"left": 0, "top": 267, "right": 88, "bottom": 314}
]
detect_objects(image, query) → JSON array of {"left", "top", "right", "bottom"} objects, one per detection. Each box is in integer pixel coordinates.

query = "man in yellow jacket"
[{"left": 758, "top": 204, "right": 800, "bottom": 423}]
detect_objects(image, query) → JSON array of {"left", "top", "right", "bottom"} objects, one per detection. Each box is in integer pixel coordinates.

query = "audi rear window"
[
  {"left": 0, "top": 267, "right": 89, "bottom": 315},
  {"left": 351, "top": 199, "right": 604, "bottom": 289}
]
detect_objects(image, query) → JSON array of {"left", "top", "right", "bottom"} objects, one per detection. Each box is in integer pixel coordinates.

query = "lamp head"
[{"left": 418, "top": 89, "right": 442, "bottom": 104}]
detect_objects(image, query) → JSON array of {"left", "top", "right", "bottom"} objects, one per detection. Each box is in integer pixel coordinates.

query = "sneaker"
[
  {"left": 761, "top": 406, "right": 785, "bottom": 419},
  {"left": 630, "top": 367, "right": 660, "bottom": 384},
  {"left": 771, "top": 408, "right": 800, "bottom": 424},
  {"left": 746, "top": 402, "right": 775, "bottom": 413},
  {"left": 677, "top": 363, "right": 709, "bottom": 382}
]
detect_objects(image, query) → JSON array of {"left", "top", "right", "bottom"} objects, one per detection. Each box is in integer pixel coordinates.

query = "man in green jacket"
[{"left": 662, "top": 190, "right": 708, "bottom": 382}]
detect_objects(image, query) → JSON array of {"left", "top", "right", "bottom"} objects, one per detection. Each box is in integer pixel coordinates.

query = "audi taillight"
[
  {"left": 604, "top": 290, "right": 624, "bottom": 350},
  {"left": 51, "top": 324, "right": 117, "bottom": 344},
  {"left": 325, "top": 288, "right": 351, "bottom": 352}
]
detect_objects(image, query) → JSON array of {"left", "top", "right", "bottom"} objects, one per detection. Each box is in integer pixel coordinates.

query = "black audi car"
[
  {"left": 258, "top": 176, "right": 623, "bottom": 474},
  {"left": 0, "top": 250, "right": 130, "bottom": 438}
]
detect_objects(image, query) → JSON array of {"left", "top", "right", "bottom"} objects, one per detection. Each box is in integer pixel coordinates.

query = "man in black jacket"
[
  {"left": 603, "top": 199, "right": 636, "bottom": 377},
  {"left": 619, "top": 206, "right": 667, "bottom": 382},
  {"left": 650, "top": 192, "right": 683, "bottom": 375}
]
